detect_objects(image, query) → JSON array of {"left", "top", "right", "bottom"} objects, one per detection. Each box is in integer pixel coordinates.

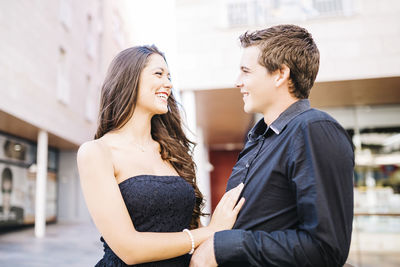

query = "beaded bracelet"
[{"left": 183, "top": 228, "right": 195, "bottom": 255}]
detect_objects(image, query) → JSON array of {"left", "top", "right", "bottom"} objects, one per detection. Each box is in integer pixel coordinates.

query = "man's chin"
[{"left": 243, "top": 105, "right": 255, "bottom": 114}]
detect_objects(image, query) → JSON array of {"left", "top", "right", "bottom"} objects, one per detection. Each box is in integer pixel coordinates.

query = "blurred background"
[{"left": 0, "top": 0, "right": 399, "bottom": 266}]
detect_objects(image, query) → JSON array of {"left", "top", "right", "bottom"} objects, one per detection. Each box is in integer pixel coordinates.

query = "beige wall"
[
  {"left": 175, "top": 0, "right": 400, "bottom": 90},
  {"left": 0, "top": 0, "right": 140, "bottom": 223},
  {"left": 0, "top": 0, "right": 134, "bottom": 146}
]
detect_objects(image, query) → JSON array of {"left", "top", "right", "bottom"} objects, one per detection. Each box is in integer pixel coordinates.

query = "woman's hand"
[{"left": 207, "top": 183, "right": 245, "bottom": 232}]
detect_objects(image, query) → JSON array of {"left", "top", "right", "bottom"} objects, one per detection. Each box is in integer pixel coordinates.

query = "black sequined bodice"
[{"left": 95, "top": 175, "right": 195, "bottom": 267}]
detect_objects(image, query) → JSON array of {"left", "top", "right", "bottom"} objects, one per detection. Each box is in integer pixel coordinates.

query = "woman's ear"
[{"left": 275, "top": 64, "right": 290, "bottom": 87}]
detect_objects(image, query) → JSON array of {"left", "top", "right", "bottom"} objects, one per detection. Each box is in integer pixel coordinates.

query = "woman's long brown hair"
[{"left": 94, "top": 45, "right": 204, "bottom": 229}]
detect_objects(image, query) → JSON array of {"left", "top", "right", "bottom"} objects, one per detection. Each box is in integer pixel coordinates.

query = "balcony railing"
[{"left": 226, "top": 0, "right": 354, "bottom": 27}]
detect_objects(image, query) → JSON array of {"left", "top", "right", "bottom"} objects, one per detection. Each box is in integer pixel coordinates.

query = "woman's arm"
[{"left": 77, "top": 140, "right": 244, "bottom": 265}]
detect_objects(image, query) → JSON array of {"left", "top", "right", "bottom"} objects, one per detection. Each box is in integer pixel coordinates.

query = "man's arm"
[{"left": 213, "top": 120, "right": 354, "bottom": 266}]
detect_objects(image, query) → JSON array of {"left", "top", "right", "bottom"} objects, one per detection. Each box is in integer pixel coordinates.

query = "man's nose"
[{"left": 235, "top": 77, "right": 243, "bottom": 88}]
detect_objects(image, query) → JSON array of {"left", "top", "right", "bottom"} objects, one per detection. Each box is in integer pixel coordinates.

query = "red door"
[{"left": 209, "top": 150, "right": 241, "bottom": 212}]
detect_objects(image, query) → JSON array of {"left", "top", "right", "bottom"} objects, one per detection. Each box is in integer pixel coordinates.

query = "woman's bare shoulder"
[
  {"left": 77, "top": 139, "right": 116, "bottom": 184},
  {"left": 77, "top": 139, "right": 112, "bottom": 164}
]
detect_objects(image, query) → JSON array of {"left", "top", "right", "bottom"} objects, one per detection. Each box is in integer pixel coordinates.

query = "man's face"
[{"left": 236, "top": 46, "right": 278, "bottom": 115}]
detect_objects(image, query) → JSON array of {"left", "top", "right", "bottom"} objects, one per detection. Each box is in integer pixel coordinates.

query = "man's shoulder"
[
  {"left": 291, "top": 108, "right": 340, "bottom": 128},
  {"left": 289, "top": 108, "right": 352, "bottom": 145}
]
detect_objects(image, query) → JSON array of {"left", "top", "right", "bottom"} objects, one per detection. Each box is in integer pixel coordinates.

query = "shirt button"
[{"left": 245, "top": 163, "right": 250, "bottom": 168}]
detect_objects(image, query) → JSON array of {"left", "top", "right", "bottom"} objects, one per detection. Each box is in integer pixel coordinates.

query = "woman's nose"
[{"left": 164, "top": 77, "right": 172, "bottom": 89}]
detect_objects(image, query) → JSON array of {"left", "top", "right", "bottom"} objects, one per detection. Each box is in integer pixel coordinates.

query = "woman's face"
[{"left": 136, "top": 54, "right": 172, "bottom": 116}]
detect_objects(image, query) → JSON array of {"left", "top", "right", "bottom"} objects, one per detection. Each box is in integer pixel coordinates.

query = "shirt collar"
[{"left": 248, "top": 99, "right": 310, "bottom": 140}]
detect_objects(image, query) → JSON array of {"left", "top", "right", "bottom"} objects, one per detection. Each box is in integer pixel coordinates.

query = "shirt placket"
[{"left": 242, "top": 136, "right": 266, "bottom": 184}]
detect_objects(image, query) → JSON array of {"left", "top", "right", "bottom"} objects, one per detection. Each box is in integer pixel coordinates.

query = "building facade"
[
  {"left": 0, "top": 0, "right": 136, "bottom": 234},
  {"left": 173, "top": 0, "right": 400, "bottom": 265},
  {"left": 1, "top": 2, "right": 399, "bottom": 264},
  {"left": 174, "top": 0, "right": 400, "bottom": 207}
]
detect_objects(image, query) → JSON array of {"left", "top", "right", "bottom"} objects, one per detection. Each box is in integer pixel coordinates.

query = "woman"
[{"left": 77, "top": 45, "right": 245, "bottom": 266}]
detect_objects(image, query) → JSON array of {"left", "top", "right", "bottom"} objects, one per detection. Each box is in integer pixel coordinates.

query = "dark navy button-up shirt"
[{"left": 214, "top": 99, "right": 354, "bottom": 267}]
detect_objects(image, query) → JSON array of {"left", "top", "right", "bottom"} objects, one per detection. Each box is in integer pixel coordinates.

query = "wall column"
[
  {"left": 180, "top": 90, "right": 212, "bottom": 225},
  {"left": 34, "top": 130, "right": 48, "bottom": 238}
]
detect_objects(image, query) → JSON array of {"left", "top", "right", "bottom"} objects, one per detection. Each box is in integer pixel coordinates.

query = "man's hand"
[{"left": 189, "top": 235, "right": 217, "bottom": 267}]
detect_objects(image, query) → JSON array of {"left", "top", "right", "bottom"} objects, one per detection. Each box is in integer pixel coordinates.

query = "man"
[{"left": 190, "top": 24, "right": 354, "bottom": 266}]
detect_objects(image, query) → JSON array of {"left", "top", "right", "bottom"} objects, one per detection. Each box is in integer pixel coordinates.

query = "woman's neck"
[{"left": 113, "top": 108, "right": 154, "bottom": 145}]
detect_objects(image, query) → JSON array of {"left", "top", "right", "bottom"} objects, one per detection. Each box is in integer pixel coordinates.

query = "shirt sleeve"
[{"left": 214, "top": 120, "right": 354, "bottom": 266}]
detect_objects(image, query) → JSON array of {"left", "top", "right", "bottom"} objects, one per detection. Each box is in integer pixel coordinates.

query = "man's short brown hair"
[{"left": 239, "top": 24, "right": 320, "bottom": 99}]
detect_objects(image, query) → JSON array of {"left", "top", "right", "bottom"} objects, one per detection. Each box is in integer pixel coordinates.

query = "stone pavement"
[
  {"left": 0, "top": 222, "right": 103, "bottom": 267},
  {"left": 1, "top": 222, "right": 400, "bottom": 267},
  {"left": 347, "top": 251, "right": 400, "bottom": 267}
]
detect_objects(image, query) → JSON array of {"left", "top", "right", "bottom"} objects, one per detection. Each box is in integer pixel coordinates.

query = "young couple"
[{"left": 77, "top": 24, "right": 354, "bottom": 267}]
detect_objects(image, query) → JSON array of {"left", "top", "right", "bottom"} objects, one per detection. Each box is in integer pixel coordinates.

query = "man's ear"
[{"left": 275, "top": 64, "right": 290, "bottom": 87}]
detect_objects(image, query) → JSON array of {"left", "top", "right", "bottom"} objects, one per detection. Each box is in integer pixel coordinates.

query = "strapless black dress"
[{"left": 95, "top": 175, "right": 195, "bottom": 267}]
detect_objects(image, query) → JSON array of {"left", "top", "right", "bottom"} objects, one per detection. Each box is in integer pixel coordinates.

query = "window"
[
  {"left": 313, "top": 0, "right": 345, "bottom": 16},
  {"left": 85, "top": 75, "right": 97, "bottom": 122},
  {"left": 59, "top": 0, "right": 72, "bottom": 31},
  {"left": 3, "top": 140, "right": 26, "bottom": 161},
  {"left": 227, "top": 2, "right": 249, "bottom": 27},
  {"left": 112, "top": 11, "right": 125, "bottom": 48},
  {"left": 57, "top": 47, "right": 70, "bottom": 105},
  {"left": 224, "top": 0, "right": 353, "bottom": 27},
  {"left": 85, "top": 14, "right": 97, "bottom": 60}
]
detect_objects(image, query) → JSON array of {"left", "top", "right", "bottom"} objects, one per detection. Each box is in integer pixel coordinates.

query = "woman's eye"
[{"left": 155, "top": 72, "right": 162, "bottom": 76}]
